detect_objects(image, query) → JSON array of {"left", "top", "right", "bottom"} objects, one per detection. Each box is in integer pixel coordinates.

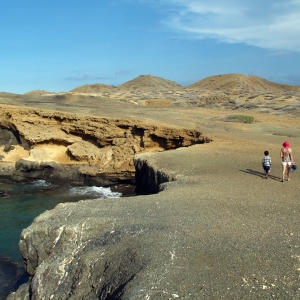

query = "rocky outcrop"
[
  {"left": 5, "top": 153, "right": 177, "bottom": 299},
  {"left": 0, "top": 106, "right": 210, "bottom": 185},
  {"left": 5, "top": 153, "right": 171, "bottom": 299},
  {"left": 0, "top": 105, "right": 212, "bottom": 299},
  {"left": 4, "top": 100, "right": 300, "bottom": 299},
  {"left": 12, "top": 159, "right": 134, "bottom": 186},
  {"left": 0, "top": 128, "right": 19, "bottom": 152}
]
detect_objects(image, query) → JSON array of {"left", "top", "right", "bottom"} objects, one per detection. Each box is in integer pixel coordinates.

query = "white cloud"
[
  {"left": 269, "top": 51, "right": 291, "bottom": 57},
  {"left": 65, "top": 72, "right": 116, "bottom": 81},
  {"left": 115, "top": 69, "right": 130, "bottom": 75},
  {"left": 141, "top": 0, "right": 300, "bottom": 51}
]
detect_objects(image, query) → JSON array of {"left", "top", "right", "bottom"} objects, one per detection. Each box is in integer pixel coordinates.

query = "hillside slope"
[
  {"left": 118, "top": 74, "right": 182, "bottom": 91},
  {"left": 24, "top": 90, "right": 55, "bottom": 95},
  {"left": 69, "top": 83, "right": 116, "bottom": 93},
  {"left": 187, "top": 73, "right": 300, "bottom": 92}
]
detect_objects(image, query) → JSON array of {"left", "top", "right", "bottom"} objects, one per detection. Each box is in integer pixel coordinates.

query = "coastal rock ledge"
[
  {"left": 1, "top": 106, "right": 211, "bottom": 299},
  {"left": 0, "top": 106, "right": 209, "bottom": 186},
  {"left": 6, "top": 149, "right": 206, "bottom": 300},
  {"left": 4, "top": 104, "right": 300, "bottom": 299}
]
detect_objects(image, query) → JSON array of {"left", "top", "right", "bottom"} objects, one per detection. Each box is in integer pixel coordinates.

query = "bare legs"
[
  {"left": 287, "top": 165, "right": 291, "bottom": 180},
  {"left": 265, "top": 169, "right": 269, "bottom": 178},
  {"left": 282, "top": 164, "right": 291, "bottom": 181}
]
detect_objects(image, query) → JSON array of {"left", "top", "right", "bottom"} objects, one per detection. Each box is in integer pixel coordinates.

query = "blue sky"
[{"left": 1, "top": 0, "right": 300, "bottom": 94}]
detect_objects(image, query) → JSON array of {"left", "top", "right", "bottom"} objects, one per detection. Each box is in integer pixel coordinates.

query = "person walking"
[
  {"left": 262, "top": 150, "right": 272, "bottom": 179},
  {"left": 280, "top": 141, "right": 293, "bottom": 182}
]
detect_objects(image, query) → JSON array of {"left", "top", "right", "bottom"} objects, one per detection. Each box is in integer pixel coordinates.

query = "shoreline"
[
  {"left": 3, "top": 100, "right": 300, "bottom": 298},
  {"left": 0, "top": 179, "right": 136, "bottom": 299},
  {"left": 0, "top": 160, "right": 137, "bottom": 190}
]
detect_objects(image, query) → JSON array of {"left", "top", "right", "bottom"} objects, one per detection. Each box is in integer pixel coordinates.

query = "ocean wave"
[
  {"left": 30, "top": 180, "right": 53, "bottom": 187},
  {"left": 69, "top": 186, "right": 122, "bottom": 198}
]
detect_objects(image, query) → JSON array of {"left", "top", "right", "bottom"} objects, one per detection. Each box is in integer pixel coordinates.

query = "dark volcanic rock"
[
  {"left": 13, "top": 159, "right": 134, "bottom": 186},
  {"left": 0, "top": 128, "right": 19, "bottom": 152},
  {"left": 134, "top": 156, "right": 175, "bottom": 195},
  {"left": 0, "top": 190, "right": 8, "bottom": 197},
  {"left": 14, "top": 159, "right": 63, "bottom": 182}
]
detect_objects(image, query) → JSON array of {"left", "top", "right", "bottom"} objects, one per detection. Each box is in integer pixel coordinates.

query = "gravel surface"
[{"left": 2, "top": 96, "right": 300, "bottom": 299}]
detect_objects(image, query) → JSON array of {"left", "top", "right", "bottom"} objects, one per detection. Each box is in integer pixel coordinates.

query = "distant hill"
[
  {"left": 4, "top": 74, "right": 300, "bottom": 96},
  {"left": 118, "top": 74, "right": 182, "bottom": 91},
  {"left": 0, "top": 91, "right": 21, "bottom": 97},
  {"left": 24, "top": 90, "right": 55, "bottom": 95},
  {"left": 187, "top": 74, "right": 300, "bottom": 93},
  {"left": 70, "top": 84, "right": 116, "bottom": 93}
]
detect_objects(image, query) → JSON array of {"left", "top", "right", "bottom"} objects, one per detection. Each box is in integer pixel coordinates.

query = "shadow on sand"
[{"left": 240, "top": 169, "right": 281, "bottom": 181}]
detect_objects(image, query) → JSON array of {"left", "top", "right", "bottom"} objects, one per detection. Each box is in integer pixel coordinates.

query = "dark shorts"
[{"left": 263, "top": 166, "right": 270, "bottom": 173}]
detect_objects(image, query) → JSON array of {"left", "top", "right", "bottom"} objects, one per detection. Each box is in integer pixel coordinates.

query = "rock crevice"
[{"left": 134, "top": 156, "right": 176, "bottom": 195}]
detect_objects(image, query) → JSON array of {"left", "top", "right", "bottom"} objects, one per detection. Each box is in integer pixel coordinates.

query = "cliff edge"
[
  {"left": 0, "top": 105, "right": 208, "bottom": 186},
  {"left": 2, "top": 100, "right": 300, "bottom": 299}
]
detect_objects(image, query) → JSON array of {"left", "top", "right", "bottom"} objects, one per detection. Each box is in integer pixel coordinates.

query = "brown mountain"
[
  {"left": 187, "top": 73, "right": 300, "bottom": 93},
  {"left": 118, "top": 74, "right": 182, "bottom": 91},
  {"left": 69, "top": 83, "right": 116, "bottom": 93},
  {"left": 23, "top": 74, "right": 300, "bottom": 95},
  {"left": 24, "top": 90, "right": 55, "bottom": 95}
]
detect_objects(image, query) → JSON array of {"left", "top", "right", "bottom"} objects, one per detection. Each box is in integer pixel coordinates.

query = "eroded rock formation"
[
  {"left": 0, "top": 106, "right": 210, "bottom": 185},
  {"left": 7, "top": 156, "right": 176, "bottom": 300}
]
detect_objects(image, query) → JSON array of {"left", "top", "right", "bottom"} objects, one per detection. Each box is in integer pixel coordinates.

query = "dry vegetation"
[
  {"left": 1, "top": 73, "right": 300, "bottom": 117},
  {"left": 67, "top": 74, "right": 300, "bottom": 116}
]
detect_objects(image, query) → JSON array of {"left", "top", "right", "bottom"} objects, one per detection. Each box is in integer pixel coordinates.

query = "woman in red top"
[{"left": 280, "top": 141, "right": 293, "bottom": 182}]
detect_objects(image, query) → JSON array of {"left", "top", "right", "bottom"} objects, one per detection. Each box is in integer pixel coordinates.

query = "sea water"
[{"left": 0, "top": 180, "right": 123, "bottom": 299}]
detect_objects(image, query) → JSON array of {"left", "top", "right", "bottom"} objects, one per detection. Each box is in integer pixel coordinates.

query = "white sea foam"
[
  {"left": 69, "top": 186, "right": 122, "bottom": 198},
  {"left": 30, "top": 180, "right": 52, "bottom": 187}
]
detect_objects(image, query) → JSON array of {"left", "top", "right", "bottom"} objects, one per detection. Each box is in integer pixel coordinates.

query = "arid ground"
[{"left": 2, "top": 74, "right": 300, "bottom": 299}]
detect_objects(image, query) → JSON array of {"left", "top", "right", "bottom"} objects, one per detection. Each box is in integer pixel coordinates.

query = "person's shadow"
[{"left": 240, "top": 169, "right": 281, "bottom": 181}]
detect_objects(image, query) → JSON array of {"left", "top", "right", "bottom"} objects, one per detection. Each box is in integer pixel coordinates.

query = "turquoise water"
[
  {"left": 0, "top": 180, "right": 123, "bottom": 299},
  {"left": 0, "top": 180, "right": 122, "bottom": 261}
]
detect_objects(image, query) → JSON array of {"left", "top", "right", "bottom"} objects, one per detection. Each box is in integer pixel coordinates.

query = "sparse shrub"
[
  {"left": 228, "top": 98, "right": 237, "bottom": 104},
  {"left": 242, "top": 103, "right": 259, "bottom": 109},
  {"left": 247, "top": 95, "right": 258, "bottom": 100},
  {"left": 227, "top": 114, "right": 255, "bottom": 124}
]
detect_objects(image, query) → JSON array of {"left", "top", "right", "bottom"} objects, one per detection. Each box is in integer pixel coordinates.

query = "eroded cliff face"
[
  {"left": 1, "top": 106, "right": 211, "bottom": 299},
  {"left": 6, "top": 153, "right": 184, "bottom": 300},
  {"left": 0, "top": 105, "right": 210, "bottom": 185}
]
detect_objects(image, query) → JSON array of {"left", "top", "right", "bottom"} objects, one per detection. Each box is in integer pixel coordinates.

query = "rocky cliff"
[
  {"left": 3, "top": 102, "right": 300, "bottom": 299},
  {"left": 1, "top": 105, "right": 209, "bottom": 300},
  {"left": 6, "top": 151, "right": 191, "bottom": 300},
  {"left": 0, "top": 105, "right": 209, "bottom": 186}
]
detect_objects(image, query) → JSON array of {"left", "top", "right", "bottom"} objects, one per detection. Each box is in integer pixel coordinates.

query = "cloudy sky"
[{"left": 1, "top": 0, "right": 300, "bottom": 93}]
